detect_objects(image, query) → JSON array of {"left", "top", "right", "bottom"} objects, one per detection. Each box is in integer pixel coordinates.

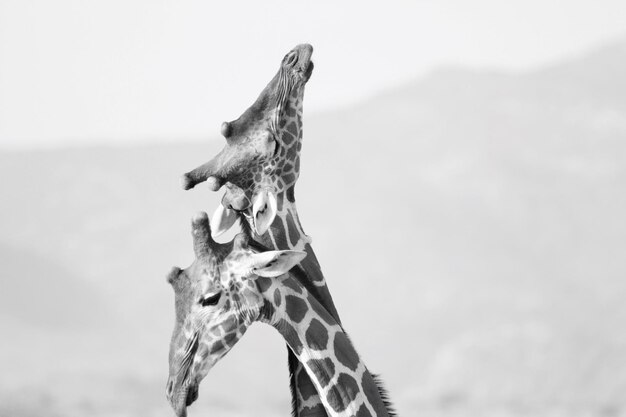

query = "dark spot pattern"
[
  {"left": 273, "top": 288, "right": 281, "bottom": 306},
  {"left": 221, "top": 316, "right": 237, "bottom": 333},
  {"left": 260, "top": 299, "right": 274, "bottom": 320},
  {"left": 277, "top": 319, "right": 303, "bottom": 354},
  {"left": 334, "top": 332, "right": 359, "bottom": 372},
  {"left": 310, "top": 296, "right": 336, "bottom": 325},
  {"left": 285, "top": 295, "right": 308, "bottom": 323},
  {"left": 307, "top": 357, "right": 335, "bottom": 387},
  {"left": 286, "top": 121, "right": 298, "bottom": 137},
  {"left": 273, "top": 231, "right": 290, "bottom": 250},
  {"left": 283, "top": 172, "right": 296, "bottom": 186},
  {"left": 257, "top": 277, "right": 272, "bottom": 293},
  {"left": 209, "top": 340, "right": 224, "bottom": 354},
  {"left": 286, "top": 143, "right": 298, "bottom": 159},
  {"left": 283, "top": 277, "right": 303, "bottom": 294},
  {"left": 337, "top": 373, "right": 359, "bottom": 401},
  {"left": 356, "top": 404, "right": 373, "bottom": 417},
  {"left": 286, "top": 213, "right": 300, "bottom": 247},
  {"left": 224, "top": 331, "right": 237, "bottom": 346},
  {"left": 305, "top": 319, "right": 328, "bottom": 350},
  {"left": 326, "top": 373, "right": 359, "bottom": 412},
  {"left": 326, "top": 385, "right": 346, "bottom": 413},
  {"left": 296, "top": 367, "right": 317, "bottom": 400},
  {"left": 282, "top": 131, "right": 295, "bottom": 145},
  {"left": 326, "top": 385, "right": 343, "bottom": 412},
  {"left": 303, "top": 243, "right": 321, "bottom": 268}
]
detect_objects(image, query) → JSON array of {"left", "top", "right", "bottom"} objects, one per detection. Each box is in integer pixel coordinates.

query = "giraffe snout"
[{"left": 282, "top": 44, "right": 314, "bottom": 74}]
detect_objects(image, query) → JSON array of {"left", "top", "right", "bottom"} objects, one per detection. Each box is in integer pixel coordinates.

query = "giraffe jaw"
[{"left": 167, "top": 378, "right": 199, "bottom": 417}]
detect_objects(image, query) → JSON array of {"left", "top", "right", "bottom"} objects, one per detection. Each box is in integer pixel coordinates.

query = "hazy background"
[{"left": 1, "top": 1, "right": 626, "bottom": 416}]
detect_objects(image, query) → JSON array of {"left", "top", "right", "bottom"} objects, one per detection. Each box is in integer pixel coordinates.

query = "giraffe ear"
[
  {"left": 210, "top": 203, "right": 238, "bottom": 238},
  {"left": 248, "top": 250, "right": 306, "bottom": 278},
  {"left": 252, "top": 190, "right": 277, "bottom": 236}
]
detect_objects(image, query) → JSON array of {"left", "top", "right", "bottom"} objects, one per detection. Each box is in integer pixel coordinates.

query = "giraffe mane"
[
  {"left": 288, "top": 351, "right": 300, "bottom": 417},
  {"left": 372, "top": 374, "right": 397, "bottom": 417}
]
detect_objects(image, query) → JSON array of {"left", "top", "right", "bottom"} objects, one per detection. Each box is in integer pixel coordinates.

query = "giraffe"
[
  {"left": 165, "top": 212, "right": 395, "bottom": 417},
  {"left": 180, "top": 43, "right": 351, "bottom": 416}
]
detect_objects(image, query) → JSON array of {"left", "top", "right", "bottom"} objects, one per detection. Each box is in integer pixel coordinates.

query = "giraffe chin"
[
  {"left": 171, "top": 383, "right": 198, "bottom": 417},
  {"left": 301, "top": 60, "right": 314, "bottom": 82},
  {"left": 186, "top": 384, "right": 199, "bottom": 407}
]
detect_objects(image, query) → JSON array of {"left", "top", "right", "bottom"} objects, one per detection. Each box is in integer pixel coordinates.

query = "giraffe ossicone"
[{"left": 166, "top": 213, "right": 393, "bottom": 417}]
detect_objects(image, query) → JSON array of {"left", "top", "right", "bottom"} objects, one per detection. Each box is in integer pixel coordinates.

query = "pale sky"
[{"left": 0, "top": 0, "right": 625, "bottom": 149}]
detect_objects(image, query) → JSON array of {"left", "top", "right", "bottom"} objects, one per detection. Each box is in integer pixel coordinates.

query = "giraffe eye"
[{"left": 200, "top": 292, "right": 222, "bottom": 307}]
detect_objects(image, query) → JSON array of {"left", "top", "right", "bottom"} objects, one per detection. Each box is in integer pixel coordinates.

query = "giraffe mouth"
[
  {"left": 167, "top": 329, "right": 202, "bottom": 415},
  {"left": 302, "top": 60, "right": 314, "bottom": 82},
  {"left": 169, "top": 381, "right": 198, "bottom": 417},
  {"left": 185, "top": 383, "right": 199, "bottom": 406}
]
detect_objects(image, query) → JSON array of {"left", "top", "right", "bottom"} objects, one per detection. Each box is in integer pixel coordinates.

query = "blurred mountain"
[
  {"left": 0, "top": 244, "right": 107, "bottom": 327},
  {"left": 1, "top": 40, "right": 625, "bottom": 416}
]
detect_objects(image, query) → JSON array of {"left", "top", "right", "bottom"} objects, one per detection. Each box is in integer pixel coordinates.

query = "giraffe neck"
[
  {"left": 252, "top": 81, "right": 350, "bottom": 417},
  {"left": 257, "top": 273, "right": 390, "bottom": 417},
  {"left": 242, "top": 190, "right": 343, "bottom": 417},
  {"left": 251, "top": 189, "right": 341, "bottom": 321}
]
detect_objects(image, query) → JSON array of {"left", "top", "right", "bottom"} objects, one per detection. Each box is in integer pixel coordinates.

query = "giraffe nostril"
[
  {"left": 285, "top": 52, "right": 298, "bottom": 67},
  {"left": 166, "top": 379, "right": 174, "bottom": 396}
]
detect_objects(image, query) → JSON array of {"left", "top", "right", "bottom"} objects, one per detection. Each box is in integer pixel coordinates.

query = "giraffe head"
[
  {"left": 165, "top": 212, "right": 306, "bottom": 417},
  {"left": 181, "top": 44, "right": 314, "bottom": 237}
]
